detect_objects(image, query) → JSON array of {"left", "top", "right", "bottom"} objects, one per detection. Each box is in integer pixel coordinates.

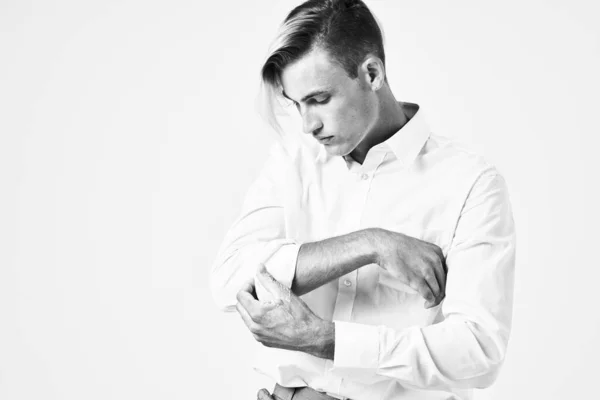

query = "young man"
[{"left": 210, "top": 1, "right": 516, "bottom": 399}]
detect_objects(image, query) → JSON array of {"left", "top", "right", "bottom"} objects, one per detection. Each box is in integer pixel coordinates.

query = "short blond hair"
[{"left": 258, "top": 0, "right": 385, "bottom": 135}]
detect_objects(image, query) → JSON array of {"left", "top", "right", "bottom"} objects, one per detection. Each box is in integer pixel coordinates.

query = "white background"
[{"left": 1, "top": 0, "right": 599, "bottom": 399}]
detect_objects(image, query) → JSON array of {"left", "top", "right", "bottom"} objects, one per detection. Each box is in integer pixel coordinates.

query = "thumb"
[
  {"left": 256, "top": 263, "right": 287, "bottom": 298},
  {"left": 257, "top": 388, "right": 274, "bottom": 400}
]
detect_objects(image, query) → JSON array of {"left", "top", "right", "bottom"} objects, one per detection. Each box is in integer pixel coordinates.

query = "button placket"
[
  {"left": 333, "top": 161, "right": 372, "bottom": 323},
  {"left": 332, "top": 275, "right": 356, "bottom": 321}
]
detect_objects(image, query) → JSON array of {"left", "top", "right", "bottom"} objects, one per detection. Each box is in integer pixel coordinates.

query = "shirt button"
[
  {"left": 343, "top": 279, "right": 352, "bottom": 287},
  {"left": 360, "top": 173, "right": 369, "bottom": 180}
]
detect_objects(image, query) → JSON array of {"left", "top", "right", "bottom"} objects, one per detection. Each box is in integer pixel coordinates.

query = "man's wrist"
[
  {"left": 364, "top": 227, "right": 384, "bottom": 265},
  {"left": 310, "top": 319, "right": 335, "bottom": 360}
]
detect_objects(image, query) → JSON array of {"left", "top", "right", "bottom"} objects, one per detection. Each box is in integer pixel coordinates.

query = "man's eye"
[{"left": 312, "top": 96, "right": 330, "bottom": 104}]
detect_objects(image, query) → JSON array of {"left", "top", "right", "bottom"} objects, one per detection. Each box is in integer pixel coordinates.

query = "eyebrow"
[{"left": 282, "top": 89, "right": 331, "bottom": 103}]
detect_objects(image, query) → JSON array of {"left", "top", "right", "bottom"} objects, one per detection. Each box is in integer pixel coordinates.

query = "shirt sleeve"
[
  {"left": 330, "top": 169, "right": 516, "bottom": 390},
  {"left": 210, "top": 141, "right": 301, "bottom": 312}
]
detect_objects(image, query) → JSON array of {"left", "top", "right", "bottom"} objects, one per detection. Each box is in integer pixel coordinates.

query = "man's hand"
[
  {"left": 372, "top": 228, "right": 447, "bottom": 308},
  {"left": 256, "top": 388, "right": 274, "bottom": 400},
  {"left": 235, "top": 264, "right": 335, "bottom": 359}
]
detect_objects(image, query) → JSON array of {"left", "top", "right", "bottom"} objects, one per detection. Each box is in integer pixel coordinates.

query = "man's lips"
[{"left": 315, "top": 136, "right": 333, "bottom": 143}]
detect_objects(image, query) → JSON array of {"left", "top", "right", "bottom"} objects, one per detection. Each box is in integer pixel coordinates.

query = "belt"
[{"left": 273, "top": 384, "right": 346, "bottom": 400}]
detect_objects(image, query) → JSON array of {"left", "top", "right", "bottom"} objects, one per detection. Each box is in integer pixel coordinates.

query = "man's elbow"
[
  {"left": 209, "top": 272, "right": 239, "bottom": 313},
  {"left": 209, "top": 255, "right": 253, "bottom": 313},
  {"left": 430, "top": 346, "right": 505, "bottom": 390},
  {"left": 467, "top": 356, "right": 505, "bottom": 389},
  {"left": 457, "top": 322, "right": 509, "bottom": 389},
  {"left": 422, "top": 320, "right": 509, "bottom": 390},
  {"left": 210, "top": 287, "right": 237, "bottom": 313}
]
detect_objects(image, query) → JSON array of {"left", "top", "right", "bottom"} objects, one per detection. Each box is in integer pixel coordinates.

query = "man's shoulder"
[{"left": 423, "top": 133, "right": 499, "bottom": 179}]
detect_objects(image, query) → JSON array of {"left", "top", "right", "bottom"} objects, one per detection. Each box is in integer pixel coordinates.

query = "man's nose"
[{"left": 301, "top": 109, "right": 323, "bottom": 135}]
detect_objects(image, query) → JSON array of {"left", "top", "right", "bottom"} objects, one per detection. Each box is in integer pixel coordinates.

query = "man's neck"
[{"left": 349, "top": 88, "right": 408, "bottom": 164}]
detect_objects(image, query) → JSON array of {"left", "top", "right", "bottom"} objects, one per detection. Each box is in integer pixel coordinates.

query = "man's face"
[{"left": 280, "top": 47, "right": 378, "bottom": 158}]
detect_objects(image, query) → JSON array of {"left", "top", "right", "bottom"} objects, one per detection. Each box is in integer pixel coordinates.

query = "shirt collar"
[
  {"left": 316, "top": 102, "right": 430, "bottom": 167},
  {"left": 384, "top": 102, "right": 431, "bottom": 166}
]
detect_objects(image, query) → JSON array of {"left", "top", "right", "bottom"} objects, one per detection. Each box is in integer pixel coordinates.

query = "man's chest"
[
  {"left": 280, "top": 158, "right": 467, "bottom": 328},
  {"left": 282, "top": 157, "right": 468, "bottom": 258}
]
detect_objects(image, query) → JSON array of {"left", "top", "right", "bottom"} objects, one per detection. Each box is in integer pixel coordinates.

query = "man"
[{"left": 210, "top": 1, "right": 516, "bottom": 399}]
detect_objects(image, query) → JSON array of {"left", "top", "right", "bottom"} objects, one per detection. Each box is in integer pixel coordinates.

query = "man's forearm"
[{"left": 291, "top": 228, "right": 379, "bottom": 296}]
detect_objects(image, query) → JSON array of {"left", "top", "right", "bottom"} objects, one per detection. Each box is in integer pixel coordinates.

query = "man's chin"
[
  {"left": 322, "top": 143, "right": 346, "bottom": 157},
  {"left": 326, "top": 145, "right": 356, "bottom": 160}
]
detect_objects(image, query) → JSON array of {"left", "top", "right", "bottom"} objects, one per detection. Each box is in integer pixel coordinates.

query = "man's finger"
[
  {"left": 257, "top": 388, "right": 274, "bottom": 400},
  {"left": 423, "top": 271, "right": 440, "bottom": 308},
  {"left": 240, "top": 279, "right": 255, "bottom": 297},
  {"left": 237, "top": 285, "right": 280, "bottom": 321},
  {"left": 237, "top": 287, "right": 276, "bottom": 320},
  {"left": 257, "top": 263, "right": 289, "bottom": 299},
  {"left": 409, "top": 278, "right": 434, "bottom": 307},
  {"left": 433, "top": 259, "right": 447, "bottom": 304},
  {"left": 236, "top": 300, "right": 255, "bottom": 328}
]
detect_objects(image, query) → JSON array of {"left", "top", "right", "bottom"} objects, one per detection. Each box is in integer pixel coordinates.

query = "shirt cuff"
[
  {"left": 262, "top": 242, "right": 301, "bottom": 289},
  {"left": 331, "top": 321, "right": 380, "bottom": 372}
]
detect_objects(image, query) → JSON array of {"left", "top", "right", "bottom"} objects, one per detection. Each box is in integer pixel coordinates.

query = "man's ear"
[{"left": 359, "top": 55, "right": 385, "bottom": 91}]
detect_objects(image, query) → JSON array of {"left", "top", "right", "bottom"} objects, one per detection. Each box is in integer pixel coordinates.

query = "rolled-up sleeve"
[
  {"left": 210, "top": 142, "right": 301, "bottom": 312},
  {"left": 330, "top": 170, "right": 516, "bottom": 390}
]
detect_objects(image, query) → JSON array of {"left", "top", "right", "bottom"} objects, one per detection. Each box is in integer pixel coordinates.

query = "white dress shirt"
[{"left": 210, "top": 103, "right": 516, "bottom": 400}]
